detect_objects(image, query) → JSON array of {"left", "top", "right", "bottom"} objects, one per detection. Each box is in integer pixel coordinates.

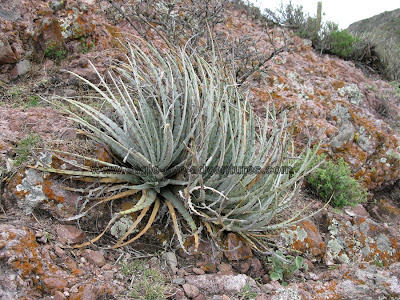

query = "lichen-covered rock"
[
  {"left": 288, "top": 263, "right": 400, "bottom": 299},
  {"left": 321, "top": 211, "right": 400, "bottom": 266},
  {"left": 0, "top": 224, "right": 72, "bottom": 298},
  {"left": 15, "top": 168, "right": 47, "bottom": 215},
  {"left": 279, "top": 219, "right": 326, "bottom": 261}
]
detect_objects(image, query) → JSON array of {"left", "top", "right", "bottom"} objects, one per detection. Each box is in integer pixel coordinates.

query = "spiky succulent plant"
[{"left": 36, "top": 41, "right": 318, "bottom": 251}]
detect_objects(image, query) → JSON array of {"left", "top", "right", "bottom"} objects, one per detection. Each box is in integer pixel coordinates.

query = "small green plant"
[
  {"left": 78, "top": 37, "right": 94, "bottom": 54},
  {"left": 267, "top": 250, "right": 307, "bottom": 286},
  {"left": 25, "top": 96, "right": 40, "bottom": 108},
  {"left": 15, "top": 134, "right": 41, "bottom": 166},
  {"left": 44, "top": 40, "right": 67, "bottom": 60},
  {"left": 373, "top": 259, "right": 384, "bottom": 268},
  {"left": 240, "top": 281, "right": 258, "bottom": 299},
  {"left": 121, "top": 259, "right": 169, "bottom": 300},
  {"left": 307, "top": 156, "right": 367, "bottom": 207}
]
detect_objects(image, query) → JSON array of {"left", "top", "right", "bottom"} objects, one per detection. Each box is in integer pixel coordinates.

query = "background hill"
[{"left": 348, "top": 8, "right": 400, "bottom": 80}]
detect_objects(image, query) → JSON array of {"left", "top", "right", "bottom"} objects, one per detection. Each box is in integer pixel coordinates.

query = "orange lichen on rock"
[
  {"left": 280, "top": 219, "right": 326, "bottom": 261},
  {"left": 42, "top": 179, "right": 65, "bottom": 203}
]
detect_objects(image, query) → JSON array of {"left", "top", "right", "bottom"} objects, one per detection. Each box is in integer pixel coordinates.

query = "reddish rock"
[
  {"left": 183, "top": 283, "right": 200, "bottom": 299},
  {"left": 0, "top": 33, "right": 17, "bottom": 64},
  {"left": 54, "top": 291, "right": 66, "bottom": 300},
  {"left": 196, "top": 261, "right": 217, "bottom": 274},
  {"left": 262, "top": 274, "right": 270, "bottom": 284},
  {"left": 370, "top": 199, "right": 400, "bottom": 224},
  {"left": 345, "top": 204, "right": 370, "bottom": 218},
  {"left": 175, "top": 289, "right": 188, "bottom": 300},
  {"left": 218, "top": 263, "right": 233, "bottom": 275},
  {"left": 43, "top": 277, "right": 68, "bottom": 290},
  {"left": 248, "top": 258, "right": 264, "bottom": 278},
  {"left": 177, "top": 269, "right": 186, "bottom": 278},
  {"left": 56, "top": 225, "right": 86, "bottom": 245},
  {"left": 54, "top": 246, "right": 65, "bottom": 257},
  {"left": 192, "top": 267, "right": 205, "bottom": 275},
  {"left": 224, "top": 233, "right": 252, "bottom": 261},
  {"left": 233, "top": 260, "right": 251, "bottom": 274},
  {"left": 103, "top": 270, "right": 114, "bottom": 280},
  {"left": 84, "top": 249, "right": 106, "bottom": 267}
]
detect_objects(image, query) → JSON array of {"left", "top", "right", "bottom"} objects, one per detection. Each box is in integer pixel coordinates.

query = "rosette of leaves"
[{"left": 35, "top": 41, "right": 318, "bottom": 251}]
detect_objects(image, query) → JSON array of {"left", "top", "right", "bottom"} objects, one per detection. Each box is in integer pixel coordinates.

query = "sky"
[{"left": 251, "top": 0, "right": 400, "bottom": 29}]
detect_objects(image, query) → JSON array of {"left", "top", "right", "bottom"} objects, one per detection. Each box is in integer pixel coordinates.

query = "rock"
[
  {"left": 162, "top": 252, "right": 178, "bottom": 274},
  {"left": 177, "top": 269, "right": 186, "bottom": 277},
  {"left": 330, "top": 123, "right": 355, "bottom": 149},
  {"left": 56, "top": 225, "right": 86, "bottom": 244},
  {"left": 10, "top": 59, "right": 31, "bottom": 78},
  {"left": 192, "top": 267, "right": 205, "bottom": 275},
  {"left": 370, "top": 199, "right": 400, "bottom": 224},
  {"left": 78, "top": 58, "right": 89, "bottom": 68},
  {"left": 13, "top": 168, "right": 46, "bottom": 215},
  {"left": 10, "top": 43, "right": 24, "bottom": 61},
  {"left": 0, "top": 33, "right": 17, "bottom": 64},
  {"left": 218, "top": 263, "right": 233, "bottom": 275},
  {"left": 279, "top": 219, "right": 326, "bottom": 261},
  {"left": 42, "top": 59, "right": 55, "bottom": 70},
  {"left": 0, "top": 224, "right": 72, "bottom": 298},
  {"left": 49, "top": 0, "right": 65, "bottom": 12},
  {"left": 175, "top": 290, "right": 188, "bottom": 300},
  {"left": 183, "top": 284, "right": 200, "bottom": 298},
  {"left": 196, "top": 261, "right": 217, "bottom": 273},
  {"left": 43, "top": 277, "right": 68, "bottom": 290},
  {"left": 185, "top": 274, "right": 258, "bottom": 295},
  {"left": 303, "top": 39, "right": 312, "bottom": 47},
  {"left": 54, "top": 246, "right": 65, "bottom": 257},
  {"left": 224, "top": 233, "right": 252, "bottom": 261},
  {"left": 172, "top": 278, "right": 186, "bottom": 285},
  {"left": 248, "top": 258, "right": 264, "bottom": 278},
  {"left": 262, "top": 274, "right": 270, "bottom": 284},
  {"left": 54, "top": 291, "right": 67, "bottom": 300},
  {"left": 84, "top": 250, "right": 106, "bottom": 267},
  {"left": 222, "top": 295, "right": 231, "bottom": 300},
  {"left": 233, "top": 260, "right": 250, "bottom": 274},
  {"left": 103, "top": 270, "right": 114, "bottom": 280},
  {"left": 80, "top": 0, "right": 96, "bottom": 5},
  {"left": 345, "top": 204, "right": 370, "bottom": 218},
  {"left": 321, "top": 211, "right": 400, "bottom": 266}
]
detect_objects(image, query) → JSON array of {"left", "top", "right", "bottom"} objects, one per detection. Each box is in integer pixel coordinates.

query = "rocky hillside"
[
  {"left": 348, "top": 8, "right": 400, "bottom": 80},
  {"left": 1, "top": 1, "right": 400, "bottom": 299}
]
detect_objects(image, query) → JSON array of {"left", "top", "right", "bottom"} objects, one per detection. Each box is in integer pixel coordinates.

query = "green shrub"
[
  {"left": 307, "top": 156, "right": 367, "bottom": 207},
  {"left": 325, "top": 30, "right": 359, "bottom": 59}
]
